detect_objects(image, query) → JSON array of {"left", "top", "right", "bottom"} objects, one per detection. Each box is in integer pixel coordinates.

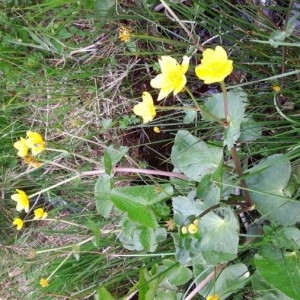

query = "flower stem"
[
  {"left": 220, "top": 81, "right": 229, "bottom": 124},
  {"left": 154, "top": 105, "right": 198, "bottom": 111},
  {"left": 185, "top": 87, "right": 226, "bottom": 126},
  {"left": 230, "top": 147, "right": 253, "bottom": 208}
]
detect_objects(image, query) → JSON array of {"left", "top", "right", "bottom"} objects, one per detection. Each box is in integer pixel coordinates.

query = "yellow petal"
[
  {"left": 195, "top": 46, "right": 233, "bottom": 84},
  {"left": 13, "top": 218, "right": 24, "bottom": 230},
  {"left": 34, "top": 208, "right": 48, "bottom": 220},
  {"left": 133, "top": 92, "right": 156, "bottom": 123},
  {"left": 159, "top": 56, "right": 178, "bottom": 72},
  {"left": 206, "top": 295, "right": 220, "bottom": 300},
  {"left": 188, "top": 223, "right": 198, "bottom": 234},
  {"left": 150, "top": 73, "right": 164, "bottom": 89},
  {"left": 180, "top": 56, "right": 190, "bottom": 74},
  {"left": 153, "top": 126, "right": 160, "bottom": 133},
  {"left": 25, "top": 131, "right": 45, "bottom": 156},
  {"left": 11, "top": 189, "right": 29, "bottom": 213},
  {"left": 13, "top": 137, "right": 29, "bottom": 157}
]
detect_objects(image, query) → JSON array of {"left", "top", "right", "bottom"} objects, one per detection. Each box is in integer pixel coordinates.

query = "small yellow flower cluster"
[
  {"left": 39, "top": 277, "right": 49, "bottom": 288},
  {"left": 118, "top": 26, "right": 131, "bottom": 43},
  {"left": 181, "top": 219, "right": 199, "bottom": 235},
  {"left": 14, "top": 131, "right": 45, "bottom": 168},
  {"left": 133, "top": 46, "right": 233, "bottom": 124},
  {"left": 11, "top": 189, "right": 48, "bottom": 230},
  {"left": 14, "top": 131, "right": 45, "bottom": 157}
]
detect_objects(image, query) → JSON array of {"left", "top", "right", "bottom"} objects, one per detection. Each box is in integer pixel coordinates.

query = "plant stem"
[
  {"left": 185, "top": 87, "right": 226, "bottom": 126},
  {"left": 220, "top": 80, "right": 229, "bottom": 124},
  {"left": 230, "top": 147, "right": 253, "bottom": 208},
  {"left": 28, "top": 167, "right": 188, "bottom": 198}
]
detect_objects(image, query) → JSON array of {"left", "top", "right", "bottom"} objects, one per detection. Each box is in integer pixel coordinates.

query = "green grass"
[{"left": 1, "top": 0, "right": 300, "bottom": 299}]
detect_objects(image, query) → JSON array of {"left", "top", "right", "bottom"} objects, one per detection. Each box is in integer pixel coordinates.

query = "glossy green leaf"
[
  {"left": 172, "top": 195, "right": 204, "bottom": 225},
  {"left": 199, "top": 263, "right": 249, "bottom": 300},
  {"left": 247, "top": 154, "right": 300, "bottom": 225},
  {"left": 171, "top": 130, "right": 223, "bottom": 182},
  {"left": 252, "top": 271, "right": 293, "bottom": 300},
  {"left": 173, "top": 232, "right": 206, "bottom": 265},
  {"left": 199, "top": 207, "right": 239, "bottom": 264},
  {"left": 255, "top": 246, "right": 300, "bottom": 299},
  {"left": 95, "top": 174, "right": 113, "bottom": 218},
  {"left": 203, "top": 89, "right": 248, "bottom": 148},
  {"left": 111, "top": 184, "right": 173, "bottom": 228},
  {"left": 162, "top": 259, "right": 193, "bottom": 286},
  {"left": 238, "top": 117, "right": 262, "bottom": 142},
  {"left": 118, "top": 219, "right": 166, "bottom": 252}
]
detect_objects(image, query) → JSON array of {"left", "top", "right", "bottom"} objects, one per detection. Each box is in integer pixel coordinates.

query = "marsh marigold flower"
[
  {"left": 133, "top": 92, "right": 156, "bottom": 123},
  {"left": 151, "top": 55, "right": 190, "bottom": 101},
  {"left": 206, "top": 295, "right": 220, "bottom": 300},
  {"left": 195, "top": 46, "right": 233, "bottom": 84},
  {"left": 188, "top": 223, "right": 198, "bottom": 234},
  {"left": 13, "top": 218, "right": 24, "bottom": 230},
  {"left": 181, "top": 225, "right": 188, "bottom": 234},
  {"left": 25, "top": 131, "right": 45, "bottom": 156},
  {"left": 33, "top": 208, "right": 48, "bottom": 220},
  {"left": 39, "top": 277, "right": 49, "bottom": 287},
  {"left": 11, "top": 189, "right": 29, "bottom": 213},
  {"left": 14, "top": 137, "right": 29, "bottom": 158}
]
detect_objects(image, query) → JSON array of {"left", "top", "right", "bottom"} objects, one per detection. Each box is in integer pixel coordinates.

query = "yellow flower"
[
  {"left": 13, "top": 218, "right": 24, "bottom": 230},
  {"left": 22, "top": 155, "right": 42, "bottom": 168},
  {"left": 273, "top": 85, "right": 281, "bottom": 93},
  {"left": 206, "top": 295, "right": 220, "bottom": 300},
  {"left": 188, "top": 223, "right": 198, "bottom": 234},
  {"left": 195, "top": 46, "right": 233, "bottom": 84},
  {"left": 25, "top": 131, "right": 45, "bottom": 156},
  {"left": 14, "top": 137, "right": 29, "bottom": 158},
  {"left": 133, "top": 92, "right": 156, "bottom": 123},
  {"left": 153, "top": 126, "right": 160, "bottom": 133},
  {"left": 150, "top": 55, "right": 190, "bottom": 101},
  {"left": 33, "top": 208, "right": 48, "bottom": 220},
  {"left": 11, "top": 189, "right": 29, "bottom": 213},
  {"left": 39, "top": 277, "right": 49, "bottom": 287},
  {"left": 181, "top": 225, "right": 188, "bottom": 234},
  {"left": 118, "top": 26, "right": 131, "bottom": 42}
]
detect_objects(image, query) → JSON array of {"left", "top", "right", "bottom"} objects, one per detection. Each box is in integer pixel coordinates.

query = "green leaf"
[
  {"left": 199, "top": 263, "right": 249, "bottom": 300},
  {"left": 252, "top": 271, "right": 293, "bottom": 300},
  {"left": 103, "top": 150, "right": 112, "bottom": 174},
  {"left": 101, "top": 145, "right": 128, "bottom": 166},
  {"left": 162, "top": 259, "right": 193, "bottom": 286},
  {"left": 95, "top": 174, "right": 113, "bottom": 218},
  {"left": 111, "top": 184, "right": 173, "bottom": 228},
  {"left": 96, "top": 286, "right": 116, "bottom": 300},
  {"left": 171, "top": 130, "right": 223, "bottom": 182},
  {"left": 197, "top": 175, "right": 221, "bottom": 207},
  {"left": 173, "top": 232, "right": 206, "bottom": 265},
  {"left": 247, "top": 154, "right": 300, "bottom": 225},
  {"left": 172, "top": 195, "right": 204, "bottom": 225},
  {"left": 255, "top": 246, "right": 300, "bottom": 299},
  {"left": 199, "top": 207, "right": 239, "bottom": 264},
  {"left": 95, "top": 0, "right": 115, "bottom": 19},
  {"left": 238, "top": 117, "right": 262, "bottom": 142},
  {"left": 203, "top": 89, "right": 248, "bottom": 148},
  {"left": 272, "top": 226, "right": 300, "bottom": 251}
]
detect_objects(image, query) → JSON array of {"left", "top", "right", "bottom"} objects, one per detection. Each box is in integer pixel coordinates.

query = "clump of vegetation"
[{"left": 1, "top": 0, "right": 300, "bottom": 299}]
